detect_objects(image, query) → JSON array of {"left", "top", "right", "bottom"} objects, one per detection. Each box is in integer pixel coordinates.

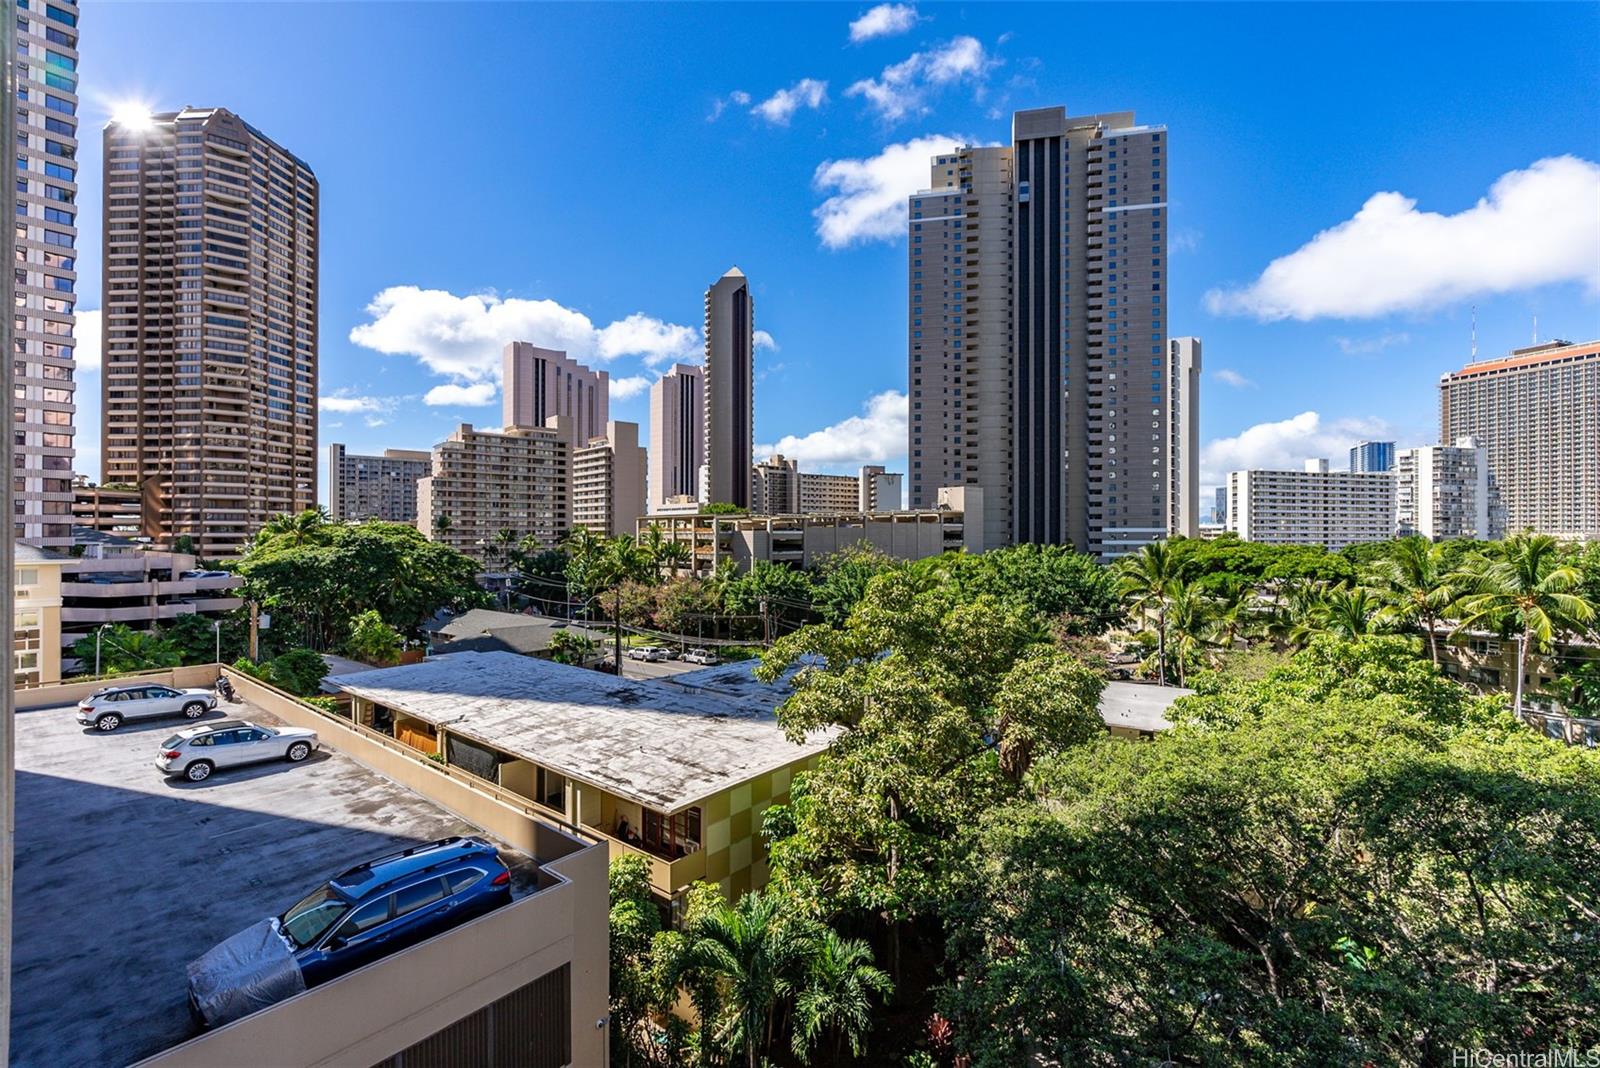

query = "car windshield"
[
  {"left": 280, "top": 885, "right": 349, "bottom": 948},
  {"left": 160, "top": 734, "right": 184, "bottom": 749}
]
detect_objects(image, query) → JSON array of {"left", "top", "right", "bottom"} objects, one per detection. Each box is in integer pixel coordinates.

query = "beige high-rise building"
[
  {"left": 908, "top": 145, "right": 1013, "bottom": 549},
  {"left": 327, "top": 445, "right": 431, "bottom": 523},
  {"left": 102, "top": 107, "right": 318, "bottom": 558},
  {"left": 909, "top": 107, "right": 1169, "bottom": 558},
  {"left": 503, "top": 342, "right": 608, "bottom": 445},
  {"left": 417, "top": 422, "right": 570, "bottom": 559},
  {"left": 1227, "top": 460, "right": 1396, "bottom": 551},
  {"left": 1395, "top": 437, "right": 1503, "bottom": 542},
  {"left": 572, "top": 421, "right": 646, "bottom": 538},
  {"left": 859, "top": 465, "right": 903, "bottom": 512},
  {"left": 1439, "top": 339, "right": 1599, "bottom": 540},
  {"left": 751, "top": 454, "right": 800, "bottom": 515},
  {"left": 648, "top": 363, "right": 703, "bottom": 512},
  {"left": 799, "top": 472, "right": 860, "bottom": 514},
  {"left": 703, "top": 267, "right": 754, "bottom": 509},
  {"left": 1166, "top": 338, "right": 1201, "bottom": 538},
  {"left": 13, "top": 0, "right": 79, "bottom": 548}
]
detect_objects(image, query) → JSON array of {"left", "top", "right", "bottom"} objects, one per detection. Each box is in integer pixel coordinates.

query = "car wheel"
[
  {"left": 182, "top": 701, "right": 206, "bottom": 719},
  {"left": 285, "top": 741, "right": 311, "bottom": 763},
  {"left": 184, "top": 760, "right": 214, "bottom": 782},
  {"left": 95, "top": 713, "right": 122, "bottom": 732}
]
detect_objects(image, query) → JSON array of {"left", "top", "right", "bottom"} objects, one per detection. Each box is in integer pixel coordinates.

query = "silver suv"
[
  {"left": 76, "top": 683, "right": 217, "bottom": 731},
  {"left": 157, "top": 719, "right": 320, "bottom": 782}
]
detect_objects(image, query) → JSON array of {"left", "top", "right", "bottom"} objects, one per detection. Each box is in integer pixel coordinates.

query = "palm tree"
[
  {"left": 1316, "top": 586, "right": 1389, "bottom": 639},
  {"left": 640, "top": 522, "right": 670, "bottom": 579},
  {"left": 792, "top": 930, "right": 892, "bottom": 1064},
  {"left": 1263, "top": 578, "right": 1328, "bottom": 650},
  {"left": 1164, "top": 579, "right": 1216, "bottom": 687},
  {"left": 1118, "top": 542, "right": 1184, "bottom": 685},
  {"left": 431, "top": 511, "right": 453, "bottom": 539},
  {"left": 260, "top": 508, "right": 327, "bottom": 548},
  {"left": 1453, "top": 533, "right": 1597, "bottom": 700},
  {"left": 1209, "top": 576, "right": 1254, "bottom": 649},
  {"left": 684, "top": 891, "right": 805, "bottom": 1068},
  {"left": 658, "top": 538, "right": 691, "bottom": 578},
  {"left": 1366, "top": 536, "right": 1458, "bottom": 665}
]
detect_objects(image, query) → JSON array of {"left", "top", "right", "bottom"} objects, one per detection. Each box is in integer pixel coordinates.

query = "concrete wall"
[{"left": 14, "top": 664, "right": 221, "bottom": 711}]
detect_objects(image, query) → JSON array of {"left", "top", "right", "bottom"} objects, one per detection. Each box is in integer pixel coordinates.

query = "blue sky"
[{"left": 74, "top": 2, "right": 1600, "bottom": 503}]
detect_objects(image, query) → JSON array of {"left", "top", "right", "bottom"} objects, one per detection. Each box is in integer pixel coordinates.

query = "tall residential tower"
[
  {"left": 102, "top": 107, "right": 318, "bottom": 557},
  {"left": 1166, "top": 337, "right": 1201, "bottom": 538},
  {"left": 648, "top": 363, "right": 703, "bottom": 511},
  {"left": 1439, "top": 339, "right": 1599, "bottom": 540},
  {"left": 503, "top": 342, "right": 608, "bottom": 446},
  {"left": 909, "top": 106, "right": 1169, "bottom": 557},
  {"left": 703, "top": 267, "right": 754, "bottom": 509},
  {"left": 13, "top": 0, "right": 79, "bottom": 548}
]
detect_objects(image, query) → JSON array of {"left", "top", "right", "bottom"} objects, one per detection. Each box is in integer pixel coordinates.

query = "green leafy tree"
[
  {"left": 262, "top": 647, "right": 329, "bottom": 697},
  {"left": 725, "top": 560, "right": 816, "bottom": 638},
  {"left": 809, "top": 544, "right": 898, "bottom": 627},
  {"left": 1118, "top": 541, "right": 1183, "bottom": 685},
  {"left": 72, "top": 624, "right": 181, "bottom": 676},
  {"left": 905, "top": 544, "right": 1123, "bottom": 635},
  {"left": 1365, "top": 536, "right": 1460, "bottom": 665},
  {"left": 681, "top": 890, "right": 806, "bottom": 1068},
  {"left": 159, "top": 612, "right": 247, "bottom": 665},
  {"left": 546, "top": 627, "right": 600, "bottom": 666},
  {"left": 703, "top": 502, "right": 747, "bottom": 515},
  {"left": 344, "top": 609, "right": 403, "bottom": 665},
  {"left": 1164, "top": 578, "right": 1217, "bottom": 686},
  {"left": 607, "top": 855, "right": 665, "bottom": 1067},
  {"left": 792, "top": 929, "right": 893, "bottom": 1063},
  {"left": 1454, "top": 533, "right": 1597, "bottom": 687},
  {"left": 941, "top": 637, "right": 1600, "bottom": 1066},
  {"left": 431, "top": 511, "right": 453, "bottom": 538}
]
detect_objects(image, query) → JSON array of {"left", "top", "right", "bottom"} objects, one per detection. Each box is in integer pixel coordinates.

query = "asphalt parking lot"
[{"left": 8, "top": 698, "right": 539, "bottom": 1068}]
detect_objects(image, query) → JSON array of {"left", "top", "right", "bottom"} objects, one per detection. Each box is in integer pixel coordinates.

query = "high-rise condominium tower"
[
  {"left": 1395, "top": 437, "right": 1503, "bottom": 542},
  {"left": 703, "top": 267, "right": 754, "bottom": 509},
  {"left": 1166, "top": 338, "right": 1201, "bottom": 538},
  {"left": 327, "top": 445, "right": 431, "bottom": 523},
  {"left": 649, "top": 363, "right": 703, "bottom": 511},
  {"left": 1015, "top": 107, "right": 1168, "bottom": 556},
  {"left": 102, "top": 107, "right": 318, "bottom": 558},
  {"left": 13, "top": 0, "right": 79, "bottom": 548},
  {"left": 909, "top": 107, "right": 1168, "bottom": 557},
  {"left": 907, "top": 146, "right": 1014, "bottom": 548},
  {"left": 1349, "top": 441, "right": 1395, "bottom": 473},
  {"left": 1439, "top": 339, "right": 1599, "bottom": 540},
  {"left": 503, "top": 342, "right": 607, "bottom": 445}
]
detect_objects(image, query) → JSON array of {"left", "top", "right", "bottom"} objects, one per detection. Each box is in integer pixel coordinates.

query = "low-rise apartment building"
[
  {"left": 327, "top": 445, "right": 432, "bottom": 523},
  {"left": 572, "top": 421, "right": 646, "bottom": 538},
  {"left": 639, "top": 506, "right": 985, "bottom": 577},
  {"left": 1226, "top": 460, "right": 1396, "bottom": 550},
  {"left": 329, "top": 650, "right": 833, "bottom": 903},
  {"left": 750, "top": 455, "right": 801, "bottom": 515},
  {"left": 858, "top": 466, "right": 903, "bottom": 512},
  {"left": 1394, "top": 437, "right": 1504, "bottom": 541},
  {"left": 417, "top": 422, "right": 571, "bottom": 557},
  {"left": 14, "top": 543, "right": 65, "bottom": 687},
  {"left": 799, "top": 472, "right": 860, "bottom": 514}
]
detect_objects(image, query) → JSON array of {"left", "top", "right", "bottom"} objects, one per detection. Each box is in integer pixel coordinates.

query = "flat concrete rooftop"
[
  {"left": 1099, "top": 680, "right": 1193, "bottom": 733},
  {"left": 329, "top": 651, "right": 834, "bottom": 814},
  {"left": 8, "top": 697, "right": 540, "bottom": 1068}
]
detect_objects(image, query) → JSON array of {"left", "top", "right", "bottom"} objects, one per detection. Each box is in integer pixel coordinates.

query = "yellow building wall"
[
  {"left": 14, "top": 559, "right": 63, "bottom": 687},
  {"left": 695, "top": 753, "right": 821, "bottom": 900}
]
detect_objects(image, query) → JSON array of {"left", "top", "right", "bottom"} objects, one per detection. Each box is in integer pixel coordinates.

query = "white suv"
[{"left": 76, "top": 684, "right": 217, "bottom": 732}]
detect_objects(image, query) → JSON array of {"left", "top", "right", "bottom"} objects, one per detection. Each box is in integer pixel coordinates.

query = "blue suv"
[
  {"left": 188, "top": 837, "right": 514, "bottom": 1026},
  {"left": 280, "top": 836, "right": 514, "bottom": 985}
]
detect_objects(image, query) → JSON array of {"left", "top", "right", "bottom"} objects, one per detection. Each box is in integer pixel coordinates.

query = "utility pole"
[
  {"left": 613, "top": 585, "right": 623, "bottom": 676},
  {"left": 248, "top": 601, "right": 260, "bottom": 662},
  {"left": 213, "top": 619, "right": 222, "bottom": 666},
  {"left": 95, "top": 624, "right": 106, "bottom": 677},
  {"left": 760, "top": 598, "right": 770, "bottom": 645}
]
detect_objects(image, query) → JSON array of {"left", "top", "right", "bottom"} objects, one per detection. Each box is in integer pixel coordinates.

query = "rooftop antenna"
[
  {"left": 1532, "top": 315, "right": 1538, "bottom": 345},
  {"left": 1470, "top": 305, "right": 1477, "bottom": 361}
]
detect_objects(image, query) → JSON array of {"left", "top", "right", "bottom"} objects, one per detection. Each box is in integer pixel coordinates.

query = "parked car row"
[{"left": 624, "top": 645, "right": 721, "bottom": 666}]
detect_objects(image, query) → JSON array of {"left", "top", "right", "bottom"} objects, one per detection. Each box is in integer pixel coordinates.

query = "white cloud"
[
  {"left": 609, "top": 375, "right": 652, "bottom": 401},
  {"left": 597, "top": 312, "right": 701, "bottom": 367},
  {"left": 74, "top": 309, "right": 101, "bottom": 373},
  {"left": 754, "top": 329, "right": 778, "bottom": 351},
  {"left": 730, "top": 90, "right": 752, "bottom": 106},
  {"left": 318, "top": 392, "right": 394, "bottom": 414},
  {"left": 758, "top": 389, "right": 906, "bottom": 470},
  {"left": 348, "top": 286, "right": 700, "bottom": 380},
  {"left": 812, "top": 134, "right": 968, "bottom": 249},
  {"left": 1212, "top": 368, "right": 1256, "bottom": 389},
  {"left": 1335, "top": 331, "right": 1410, "bottom": 356},
  {"left": 1199, "top": 411, "right": 1398, "bottom": 488},
  {"left": 708, "top": 90, "right": 754, "bottom": 122},
  {"left": 364, "top": 416, "right": 388, "bottom": 428},
  {"left": 849, "top": 3, "right": 920, "bottom": 42},
  {"left": 1206, "top": 156, "right": 1600, "bottom": 321},
  {"left": 752, "top": 79, "right": 828, "bottom": 126},
  {"left": 423, "top": 382, "right": 497, "bottom": 407},
  {"left": 846, "top": 36, "right": 997, "bottom": 121}
]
